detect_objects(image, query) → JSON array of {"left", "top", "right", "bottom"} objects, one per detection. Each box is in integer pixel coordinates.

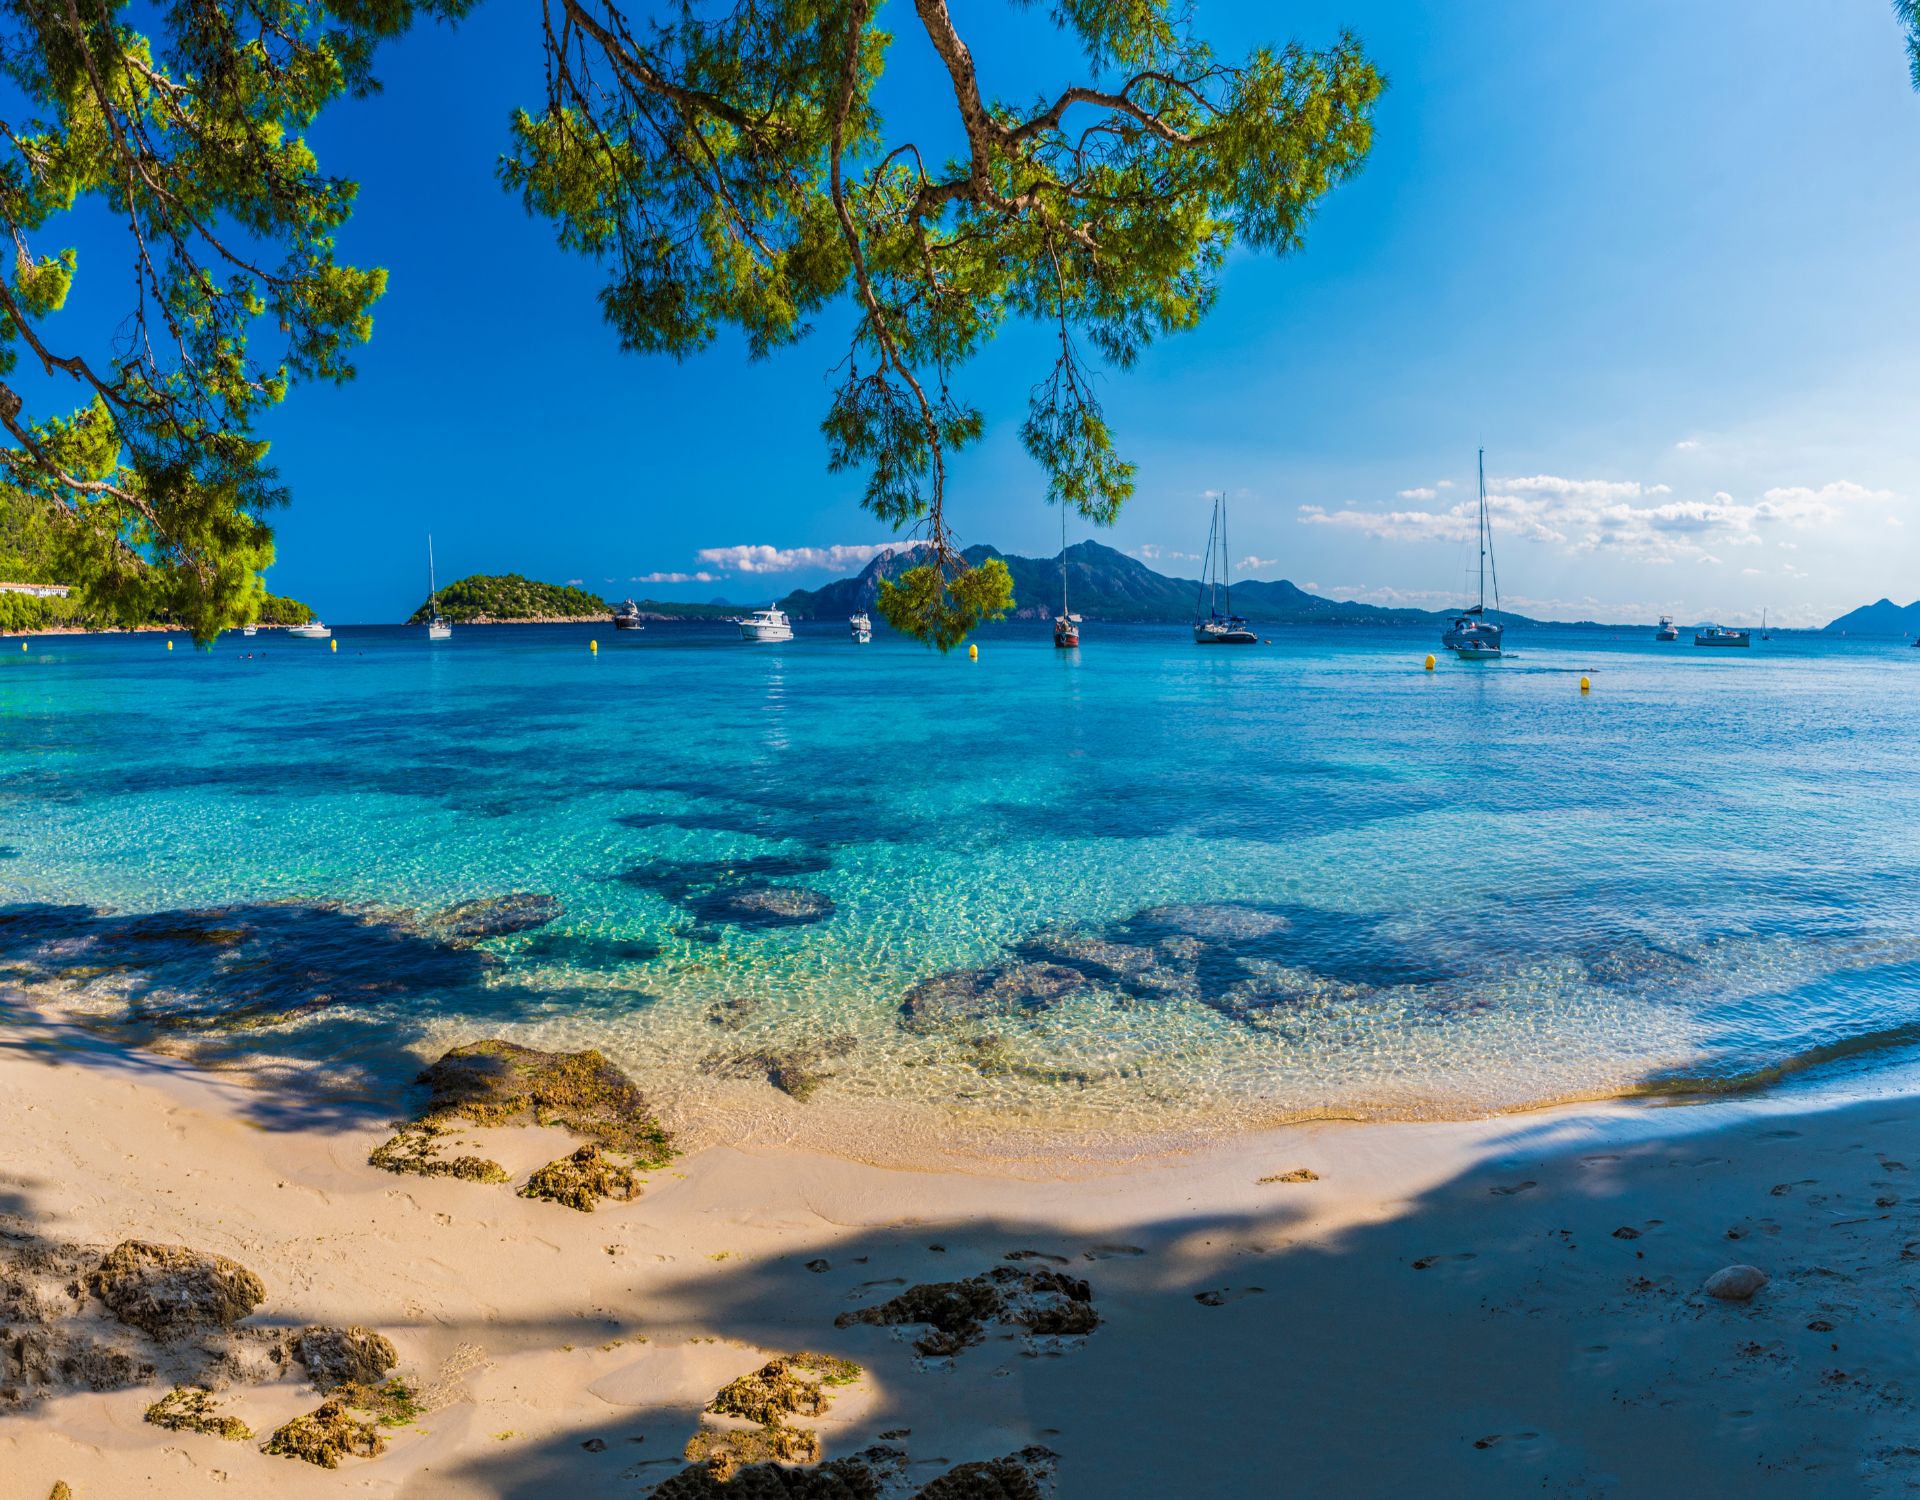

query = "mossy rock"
[
  {"left": 263, "top": 1397, "right": 386, "bottom": 1467},
  {"left": 367, "top": 1121, "right": 509, "bottom": 1183},
  {"left": 416, "top": 1040, "right": 672, "bottom": 1165},
  {"left": 49, "top": 1482, "right": 73, "bottom": 1500},
  {"left": 705, "top": 1352, "right": 862, "bottom": 1425},
  {"left": 143, "top": 1386, "right": 252, "bottom": 1440},
  {"left": 652, "top": 1447, "right": 900, "bottom": 1498},
  {"left": 910, "top": 1448, "right": 1058, "bottom": 1499},
  {"left": 835, "top": 1268, "right": 1095, "bottom": 1358},
  {"left": 683, "top": 1421, "right": 821, "bottom": 1480},
  {"left": 438, "top": 893, "right": 562, "bottom": 940},
  {"left": 87, "top": 1241, "right": 264, "bottom": 1341},
  {"left": 519, "top": 1143, "right": 638, "bottom": 1212},
  {"left": 294, "top": 1325, "right": 397, "bottom": 1392}
]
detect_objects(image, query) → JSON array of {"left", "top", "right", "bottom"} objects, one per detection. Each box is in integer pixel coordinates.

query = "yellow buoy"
[
  {"left": 166, "top": 639, "right": 173, "bottom": 651},
  {"left": 968, "top": 643, "right": 978, "bottom": 661},
  {"left": 18, "top": 642, "right": 25, "bottom": 652},
  {"left": 1424, "top": 654, "right": 1435, "bottom": 671},
  {"left": 329, "top": 638, "right": 337, "bottom": 653},
  {"left": 1580, "top": 675, "right": 1590, "bottom": 693},
  {"left": 590, "top": 639, "right": 598, "bottom": 654}
]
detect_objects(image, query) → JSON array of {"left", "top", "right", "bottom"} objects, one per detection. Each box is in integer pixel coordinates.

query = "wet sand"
[{"left": 2, "top": 1009, "right": 1917, "bottom": 1498}]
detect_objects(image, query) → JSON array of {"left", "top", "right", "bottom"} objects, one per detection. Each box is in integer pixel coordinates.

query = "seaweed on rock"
[
  {"left": 835, "top": 1269, "right": 1096, "bottom": 1358},
  {"left": 911, "top": 1447, "right": 1059, "bottom": 1499},
  {"left": 652, "top": 1443, "right": 904, "bottom": 1498},
  {"left": 682, "top": 1421, "right": 821, "bottom": 1478},
  {"left": 143, "top": 1386, "right": 253, "bottom": 1440},
  {"left": 368, "top": 1040, "right": 673, "bottom": 1199},
  {"left": 705, "top": 1352, "right": 862, "bottom": 1424},
  {"left": 263, "top": 1397, "right": 387, "bottom": 1467},
  {"left": 519, "top": 1143, "right": 640, "bottom": 1212}
]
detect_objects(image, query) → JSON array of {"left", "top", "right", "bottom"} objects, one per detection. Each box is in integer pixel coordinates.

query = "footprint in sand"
[
  {"left": 1083, "top": 1244, "right": 1146, "bottom": 1260},
  {"left": 1411, "top": 1252, "right": 1479, "bottom": 1271},
  {"left": 1489, "top": 1181, "right": 1538, "bottom": 1197},
  {"left": 1769, "top": 1180, "right": 1818, "bottom": 1196},
  {"left": 1194, "top": 1286, "right": 1266, "bottom": 1306},
  {"left": 1004, "top": 1249, "right": 1071, "bottom": 1265},
  {"left": 1472, "top": 1431, "right": 1540, "bottom": 1450},
  {"left": 1581, "top": 1154, "right": 1621, "bottom": 1166}
]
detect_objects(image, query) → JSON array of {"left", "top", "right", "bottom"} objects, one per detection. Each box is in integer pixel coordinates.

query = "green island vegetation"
[{"left": 409, "top": 573, "right": 740, "bottom": 624}]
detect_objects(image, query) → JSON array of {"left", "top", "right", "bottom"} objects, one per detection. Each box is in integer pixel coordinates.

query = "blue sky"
[{"left": 41, "top": 1, "right": 1920, "bottom": 625}]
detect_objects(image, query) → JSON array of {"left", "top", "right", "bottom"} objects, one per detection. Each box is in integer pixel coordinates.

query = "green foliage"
[
  {"left": 875, "top": 556, "right": 1013, "bottom": 652},
  {"left": 1901, "top": 1, "right": 1920, "bottom": 88},
  {"left": 0, "top": 0, "right": 470, "bottom": 644},
  {"left": 411, "top": 573, "right": 610, "bottom": 623},
  {"left": 506, "top": 0, "right": 1381, "bottom": 645}
]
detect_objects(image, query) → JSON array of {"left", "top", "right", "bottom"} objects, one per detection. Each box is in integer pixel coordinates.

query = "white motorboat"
[
  {"left": 1655, "top": 615, "right": 1677, "bottom": 642},
  {"left": 613, "top": 599, "right": 645, "bottom": 631},
  {"left": 425, "top": 535, "right": 451, "bottom": 641},
  {"left": 739, "top": 606, "right": 794, "bottom": 642},
  {"left": 241, "top": 624, "right": 257, "bottom": 637},
  {"left": 849, "top": 611, "right": 872, "bottom": 643},
  {"left": 1694, "top": 624, "right": 1751, "bottom": 647},
  {"left": 288, "top": 621, "right": 332, "bottom": 640},
  {"left": 1441, "top": 450, "right": 1505, "bottom": 659}
]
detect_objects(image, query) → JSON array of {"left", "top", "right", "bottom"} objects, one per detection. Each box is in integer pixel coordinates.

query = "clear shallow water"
[{"left": 5, "top": 621, "right": 1920, "bottom": 1157}]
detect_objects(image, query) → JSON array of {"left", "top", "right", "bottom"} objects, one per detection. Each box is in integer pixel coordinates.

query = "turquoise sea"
[{"left": 5, "top": 621, "right": 1920, "bottom": 1159}]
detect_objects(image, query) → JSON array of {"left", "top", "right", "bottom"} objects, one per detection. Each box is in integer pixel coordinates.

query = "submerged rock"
[
  {"left": 899, "top": 963, "right": 1088, "bottom": 1033},
  {"left": 700, "top": 1036, "right": 857, "bottom": 1102},
  {"left": 143, "top": 1386, "right": 253, "bottom": 1440},
  {"left": 1704, "top": 1264, "right": 1768, "bottom": 1301},
  {"left": 692, "top": 884, "right": 837, "bottom": 929},
  {"left": 415, "top": 1040, "right": 672, "bottom": 1164},
  {"left": 263, "top": 1397, "right": 386, "bottom": 1467},
  {"left": 705, "top": 1352, "right": 862, "bottom": 1425},
  {"left": 87, "top": 1241, "right": 264, "bottom": 1341},
  {"left": 519, "top": 1143, "right": 640, "bottom": 1212},
  {"left": 1127, "top": 903, "right": 1291, "bottom": 944},
  {"left": 835, "top": 1268, "right": 1096, "bottom": 1358},
  {"left": 438, "top": 892, "right": 562, "bottom": 940},
  {"left": 294, "top": 1325, "right": 397, "bottom": 1392}
]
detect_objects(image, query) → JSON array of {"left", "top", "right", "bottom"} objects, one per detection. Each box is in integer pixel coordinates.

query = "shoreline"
[{"left": 4, "top": 1011, "right": 1918, "bottom": 1495}]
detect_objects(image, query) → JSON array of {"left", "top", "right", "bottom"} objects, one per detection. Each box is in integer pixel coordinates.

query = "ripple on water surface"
[{"left": 6, "top": 622, "right": 1920, "bottom": 1157}]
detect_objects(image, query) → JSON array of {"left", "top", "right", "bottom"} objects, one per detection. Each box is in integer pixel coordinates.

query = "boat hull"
[
  {"left": 1193, "top": 621, "right": 1256, "bottom": 645},
  {"left": 739, "top": 624, "right": 794, "bottom": 642},
  {"left": 1694, "top": 634, "right": 1750, "bottom": 647},
  {"left": 427, "top": 624, "right": 451, "bottom": 641},
  {"left": 614, "top": 617, "right": 644, "bottom": 631}
]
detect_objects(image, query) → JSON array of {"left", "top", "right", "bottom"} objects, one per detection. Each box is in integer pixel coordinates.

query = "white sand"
[{"left": 3, "top": 1012, "right": 1917, "bottom": 1497}]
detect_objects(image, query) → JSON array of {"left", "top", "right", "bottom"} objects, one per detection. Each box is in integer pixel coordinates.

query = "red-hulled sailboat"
[{"left": 1053, "top": 508, "right": 1081, "bottom": 648}]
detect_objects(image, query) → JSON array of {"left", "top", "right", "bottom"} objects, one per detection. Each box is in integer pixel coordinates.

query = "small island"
[{"left": 409, "top": 573, "right": 741, "bottom": 625}]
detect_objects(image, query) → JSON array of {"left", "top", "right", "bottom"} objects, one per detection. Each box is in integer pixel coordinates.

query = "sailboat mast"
[
  {"left": 1477, "top": 450, "right": 1486, "bottom": 614},
  {"left": 1060, "top": 505, "right": 1068, "bottom": 616},
  {"left": 1221, "top": 489, "right": 1231, "bottom": 616},
  {"left": 428, "top": 534, "right": 438, "bottom": 613}
]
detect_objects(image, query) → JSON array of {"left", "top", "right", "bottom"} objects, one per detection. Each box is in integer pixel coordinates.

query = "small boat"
[
  {"left": 1655, "top": 615, "right": 1677, "bottom": 642},
  {"left": 425, "top": 535, "right": 451, "bottom": 641},
  {"left": 1441, "top": 450, "right": 1504, "bottom": 659},
  {"left": 1694, "top": 624, "right": 1751, "bottom": 647},
  {"left": 288, "top": 621, "right": 332, "bottom": 640},
  {"left": 738, "top": 606, "right": 794, "bottom": 642},
  {"left": 849, "top": 611, "right": 872, "bottom": 643},
  {"left": 241, "top": 624, "right": 257, "bottom": 637},
  {"left": 1192, "top": 492, "right": 1257, "bottom": 645},
  {"left": 1760, "top": 609, "right": 1771, "bottom": 642},
  {"left": 613, "top": 599, "right": 645, "bottom": 631},
  {"left": 1054, "top": 506, "right": 1080, "bottom": 648}
]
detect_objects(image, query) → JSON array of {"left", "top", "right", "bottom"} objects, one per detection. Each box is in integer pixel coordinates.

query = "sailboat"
[
  {"left": 1760, "top": 609, "right": 1771, "bottom": 642},
  {"left": 1193, "top": 492, "right": 1256, "bottom": 645},
  {"left": 425, "top": 535, "right": 451, "bottom": 641},
  {"left": 1441, "top": 450, "right": 1504, "bottom": 659},
  {"left": 1053, "top": 506, "right": 1080, "bottom": 648}
]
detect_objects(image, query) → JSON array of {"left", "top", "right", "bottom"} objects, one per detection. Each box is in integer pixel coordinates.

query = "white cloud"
[
  {"left": 1437, "top": 480, "right": 1455, "bottom": 490},
  {"left": 1237, "top": 555, "right": 1281, "bottom": 571},
  {"left": 1298, "top": 475, "right": 1895, "bottom": 565},
  {"left": 1676, "top": 439, "right": 1701, "bottom": 451},
  {"left": 1741, "top": 567, "right": 1763, "bottom": 576},
  {"left": 1129, "top": 544, "right": 1198, "bottom": 563},
  {"left": 694, "top": 542, "right": 900, "bottom": 575},
  {"left": 633, "top": 571, "right": 721, "bottom": 584},
  {"left": 565, "top": 578, "right": 584, "bottom": 586},
  {"left": 1396, "top": 486, "right": 1438, "bottom": 500}
]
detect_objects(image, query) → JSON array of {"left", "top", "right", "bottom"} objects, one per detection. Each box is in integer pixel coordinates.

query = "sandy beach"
[{"left": 3, "top": 1007, "right": 1917, "bottom": 1499}]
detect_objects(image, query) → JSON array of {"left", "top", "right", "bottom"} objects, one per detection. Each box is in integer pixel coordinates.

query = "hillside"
[
  {"left": 1824, "top": 598, "right": 1920, "bottom": 634},
  {"left": 409, "top": 574, "right": 610, "bottom": 624},
  {"left": 779, "top": 540, "right": 1516, "bottom": 628},
  {"left": 408, "top": 575, "right": 748, "bottom": 624}
]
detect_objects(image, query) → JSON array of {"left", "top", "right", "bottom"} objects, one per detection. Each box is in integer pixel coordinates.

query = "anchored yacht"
[
  {"left": 849, "top": 611, "right": 872, "bottom": 643},
  {"left": 1441, "top": 450, "right": 1504, "bottom": 660},
  {"left": 738, "top": 607, "right": 794, "bottom": 642}
]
